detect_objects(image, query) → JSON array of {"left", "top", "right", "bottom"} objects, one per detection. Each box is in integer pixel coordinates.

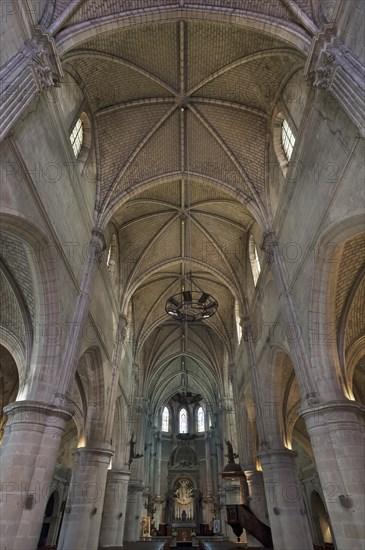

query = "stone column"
[
  {"left": 205, "top": 433, "right": 213, "bottom": 497},
  {"left": 99, "top": 469, "right": 131, "bottom": 548},
  {"left": 258, "top": 448, "right": 313, "bottom": 550},
  {"left": 300, "top": 401, "right": 365, "bottom": 550},
  {"left": 154, "top": 431, "right": 162, "bottom": 498},
  {"left": 57, "top": 445, "right": 113, "bottom": 550},
  {"left": 124, "top": 482, "right": 144, "bottom": 542},
  {"left": 0, "top": 401, "right": 71, "bottom": 550},
  {"left": 123, "top": 396, "right": 148, "bottom": 541}
]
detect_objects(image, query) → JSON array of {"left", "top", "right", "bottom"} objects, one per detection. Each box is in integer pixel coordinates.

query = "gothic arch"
[
  {"left": 0, "top": 214, "right": 62, "bottom": 401},
  {"left": 308, "top": 214, "right": 365, "bottom": 401}
]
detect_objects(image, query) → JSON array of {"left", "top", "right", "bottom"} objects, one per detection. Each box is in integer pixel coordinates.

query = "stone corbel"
[
  {"left": 305, "top": 25, "right": 365, "bottom": 137},
  {"left": 0, "top": 25, "right": 63, "bottom": 140},
  {"left": 25, "top": 26, "right": 63, "bottom": 91}
]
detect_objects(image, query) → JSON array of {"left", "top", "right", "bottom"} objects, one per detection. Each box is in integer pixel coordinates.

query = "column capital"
[
  {"left": 261, "top": 230, "right": 279, "bottom": 267},
  {"left": 299, "top": 399, "right": 365, "bottom": 431},
  {"left": 1, "top": 26, "right": 63, "bottom": 140},
  {"left": 257, "top": 447, "right": 298, "bottom": 465},
  {"left": 72, "top": 444, "right": 114, "bottom": 466},
  {"left": 107, "top": 469, "right": 132, "bottom": 482},
  {"left": 304, "top": 25, "right": 365, "bottom": 137},
  {"left": 3, "top": 399, "right": 72, "bottom": 434},
  {"left": 90, "top": 228, "right": 106, "bottom": 265}
]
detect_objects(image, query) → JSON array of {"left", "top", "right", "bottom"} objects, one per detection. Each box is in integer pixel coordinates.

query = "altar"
[{"left": 176, "top": 527, "right": 192, "bottom": 542}]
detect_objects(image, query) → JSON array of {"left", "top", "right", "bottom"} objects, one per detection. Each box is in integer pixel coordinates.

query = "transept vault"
[{"left": 0, "top": 1, "right": 364, "bottom": 550}]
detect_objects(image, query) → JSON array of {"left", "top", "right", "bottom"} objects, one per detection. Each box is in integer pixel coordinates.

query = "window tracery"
[
  {"left": 197, "top": 406, "right": 205, "bottom": 432},
  {"left": 179, "top": 408, "right": 188, "bottom": 433},
  {"left": 162, "top": 406, "right": 169, "bottom": 432}
]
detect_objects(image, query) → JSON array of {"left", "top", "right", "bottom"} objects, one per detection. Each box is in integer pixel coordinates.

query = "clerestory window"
[
  {"left": 197, "top": 406, "right": 205, "bottom": 432},
  {"left": 162, "top": 406, "right": 169, "bottom": 432},
  {"left": 249, "top": 235, "right": 261, "bottom": 287},
  {"left": 281, "top": 119, "right": 295, "bottom": 161},
  {"left": 70, "top": 118, "right": 84, "bottom": 159},
  {"left": 179, "top": 408, "right": 188, "bottom": 433}
]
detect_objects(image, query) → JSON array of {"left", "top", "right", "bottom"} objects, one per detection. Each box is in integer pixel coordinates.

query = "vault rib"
[
  {"left": 65, "top": 50, "right": 178, "bottom": 96},
  {"left": 102, "top": 104, "right": 178, "bottom": 210},
  {"left": 189, "top": 104, "right": 265, "bottom": 214},
  {"left": 187, "top": 48, "right": 304, "bottom": 96}
]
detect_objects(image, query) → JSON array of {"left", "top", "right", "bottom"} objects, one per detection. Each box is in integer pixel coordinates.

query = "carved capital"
[
  {"left": 90, "top": 228, "right": 106, "bottom": 265},
  {"left": 261, "top": 231, "right": 278, "bottom": 266},
  {"left": 305, "top": 26, "right": 365, "bottom": 136},
  {"left": 116, "top": 314, "right": 128, "bottom": 345},
  {"left": 23, "top": 27, "right": 63, "bottom": 91}
]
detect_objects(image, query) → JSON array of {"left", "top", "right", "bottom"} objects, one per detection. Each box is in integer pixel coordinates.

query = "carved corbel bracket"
[
  {"left": 304, "top": 25, "right": 365, "bottom": 136},
  {"left": 23, "top": 26, "right": 63, "bottom": 91}
]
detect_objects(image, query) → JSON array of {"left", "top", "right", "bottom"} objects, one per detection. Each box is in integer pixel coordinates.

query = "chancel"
[{"left": 0, "top": 2, "right": 364, "bottom": 550}]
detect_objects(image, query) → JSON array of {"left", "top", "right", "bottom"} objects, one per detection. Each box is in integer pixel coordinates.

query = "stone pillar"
[
  {"left": 245, "top": 469, "right": 268, "bottom": 525},
  {"left": 154, "top": 431, "right": 162, "bottom": 498},
  {"left": 99, "top": 469, "right": 131, "bottom": 548},
  {"left": 57, "top": 446, "right": 113, "bottom": 550},
  {"left": 57, "top": 228, "right": 106, "bottom": 397},
  {"left": 258, "top": 448, "right": 313, "bottom": 550},
  {"left": 123, "top": 482, "right": 144, "bottom": 542},
  {"left": 262, "top": 230, "right": 318, "bottom": 404},
  {"left": 0, "top": 401, "right": 71, "bottom": 550},
  {"left": 205, "top": 434, "right": 213, "bottom": 497},
  {"left": 219, "top": 397, "right": 237, "bottom": 444},
  {"left": 300, "top": 401, "right": 365, "bottom": 550}
]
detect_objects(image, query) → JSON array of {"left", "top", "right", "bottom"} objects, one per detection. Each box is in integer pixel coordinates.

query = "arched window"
[
  {"left": 235, "top": 300, "right": 242, "bottom": 342},
  {"left": 197, "top": 406, "right": 205, "bottom": 432},
  {"left": 249, "top": 235, "right": 261, "bottom": 287},
  {"left": 70, "top": 118, "right": 84, "bottom": 159},
  {"left": 179, "top": 408, "right": 188, "bottom": 433},
  {"left": 107, "top": 234, "right": 117, "bottom": 269},
  {"left": 162, "top": 406, "right": 169, "bottom": 432},
  {"left": 281, "top": 118, "right": 295, "bottom": 161}
]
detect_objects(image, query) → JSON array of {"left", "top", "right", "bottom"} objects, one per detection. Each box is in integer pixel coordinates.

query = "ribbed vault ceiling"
[{"left": 60, "top": 13, "right": 306, "bottom": 410}]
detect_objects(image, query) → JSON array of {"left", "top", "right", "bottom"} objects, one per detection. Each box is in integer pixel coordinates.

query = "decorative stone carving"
[
  {"left": 313, "top": 48, "right": 337, "bottom": 90},
  {"left": 22, "top": 27, "right": 63, "bottom": 92},
  {"left": 305, "top": 26, "right": 365, "bottom": 136}
]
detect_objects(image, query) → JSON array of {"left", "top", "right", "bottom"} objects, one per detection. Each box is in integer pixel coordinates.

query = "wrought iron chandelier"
[
  {"left": 165, "top": 290, "right": 218, "bottom": 321},
  {"left": 165, "top": 107, "right": 218, "bottom": 322}
]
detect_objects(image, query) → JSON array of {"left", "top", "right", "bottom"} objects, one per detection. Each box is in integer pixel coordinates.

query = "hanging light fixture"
[{"left": 165, "top": 107, "right": 218, "bottom": 322}]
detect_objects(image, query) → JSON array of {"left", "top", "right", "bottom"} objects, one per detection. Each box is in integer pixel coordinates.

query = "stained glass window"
[
  {"left": 179, "top": 408, "right": 188, "bottom": 433},
  {"left": 249, "top": 235, "right": 261, "bottom": 287},
  {"left": 70, "top": 118, "right": 84, "bottom": 159},
  {"left": 162, "top": 406, "right": 169, "bottom": 432},
  {"left": 197, "top": 406, "right": 205, "bottom": 432},
  {"left": 281, "top": 119, "right": 295, "bottom": 161}
]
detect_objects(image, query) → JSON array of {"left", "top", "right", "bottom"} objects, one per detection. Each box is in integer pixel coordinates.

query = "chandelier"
[
  {"left": 165, "top": 107, "right": 218, "bottom": 322},
  {"left": 165, "top": 290, "right": 218, "bottom": 321}
]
